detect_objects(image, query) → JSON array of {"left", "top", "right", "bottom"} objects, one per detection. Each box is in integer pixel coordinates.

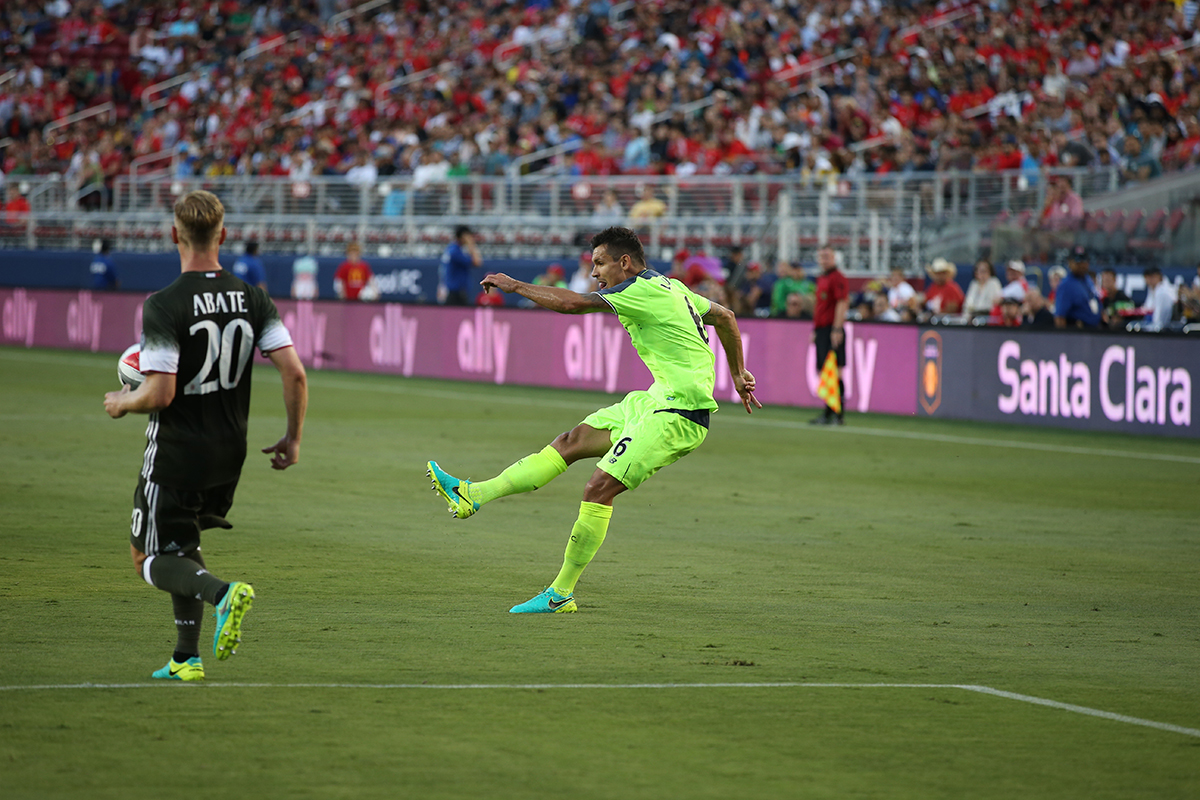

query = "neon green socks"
[
  {"left": 468, "top": 445, "right": 568, "bottom": 506},
  {"left": 465, "top": 447, "right": 611, "bottom": 595},
  {"left": 551, "top": 501, "right": 613, "bottom": 595}
]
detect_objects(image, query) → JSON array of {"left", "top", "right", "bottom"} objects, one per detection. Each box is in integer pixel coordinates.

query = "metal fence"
[{"left": 2, "top": 166, "right": 1187, "bottom": 270}]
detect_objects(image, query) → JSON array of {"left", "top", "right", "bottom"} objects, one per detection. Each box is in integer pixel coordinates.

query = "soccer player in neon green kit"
[{"left": 427, "top": 226, "right": 761, "bottom": 613}]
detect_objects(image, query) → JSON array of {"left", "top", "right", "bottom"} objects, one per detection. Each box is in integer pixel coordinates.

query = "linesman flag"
[{"left": 816, "top": 350, "right": 842, "bottom": 415}]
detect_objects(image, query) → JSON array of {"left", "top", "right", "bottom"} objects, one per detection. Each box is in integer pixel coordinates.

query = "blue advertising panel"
[{"left": 917, "top": 327, "right": 1199, "bottom": 438}]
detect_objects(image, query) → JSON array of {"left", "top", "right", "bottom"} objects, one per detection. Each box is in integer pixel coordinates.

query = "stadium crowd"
[{"left": 2, "top": 0, "right": 1200, "bottom": 203}]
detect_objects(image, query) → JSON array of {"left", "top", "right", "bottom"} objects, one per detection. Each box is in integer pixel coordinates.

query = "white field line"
[
  {"left": 4, "top": 349, "right": 1198, "bottom": 465},
  {"left": 1, "top": 681, "right": 1196, "bottom": 738},
  {"left": 957, "top": 685, "right": 1200, "bottom": 738}
]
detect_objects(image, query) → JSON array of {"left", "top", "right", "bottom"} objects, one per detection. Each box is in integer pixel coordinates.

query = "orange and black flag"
[{"left": 816, "top": 350, "right": 842, "bottom": 415}]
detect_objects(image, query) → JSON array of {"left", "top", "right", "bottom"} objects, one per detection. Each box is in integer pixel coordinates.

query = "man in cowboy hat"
[{"left": 922, "top": 257, "right": 964, "bottom": 315}]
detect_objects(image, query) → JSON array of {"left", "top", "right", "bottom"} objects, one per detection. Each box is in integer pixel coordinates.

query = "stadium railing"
[{"left": 5, "top": 167, "right": 1195, "bottom": 269}]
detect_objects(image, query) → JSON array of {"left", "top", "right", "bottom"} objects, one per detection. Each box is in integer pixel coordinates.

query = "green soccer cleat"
[
  {"left": 427, "top": 461, "right": 479, "bottom": 519},
  {"left": 213, "top": 581, "right": 255, "bottom": 661},
  {"left": 509, "top": 587, "right": 577, "bottom": 614},
  {"left": 151, "top": 656, "right": 204, "bottom": 681}
]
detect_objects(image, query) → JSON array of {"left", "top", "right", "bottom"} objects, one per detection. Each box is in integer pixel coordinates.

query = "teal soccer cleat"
[
  {"left": 427, "top": 461, "right": 479, "bottom": 519},
  {"left": 213, "top": 581, "right": 255, "bottom": 660},
  {"left": 151, "top": 656, "right": 204, "bottom": 681},
  {"left": 509, "top": 587, "right": 577, "bottom": 614}
]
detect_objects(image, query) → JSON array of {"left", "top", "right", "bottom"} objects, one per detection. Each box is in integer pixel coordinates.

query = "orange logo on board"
[{"left": 919, "top": 330, "right": 943, "bottom": 414}]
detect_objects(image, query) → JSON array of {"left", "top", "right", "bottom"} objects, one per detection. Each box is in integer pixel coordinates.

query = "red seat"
[
  {"left": 1121, "top": 209, "right": 1144, "bottom": 236},
  {"left": 1141, "top": 208, "right": 1167, "bottom": 237},
  {"left": 1165, "top": 208, "right": 1186, "bottom": 235},
  {"left": 1103, "top": 210, "right": 1125, "bottom": 234}
]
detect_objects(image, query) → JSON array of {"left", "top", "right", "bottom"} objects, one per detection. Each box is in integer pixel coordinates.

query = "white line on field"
[
  {"left": 4, "top": 348, "right": 1197, "bottom": 465},
  {"left": 956, "top": 685, "right": 1200, "bottom": 738},
  {"left": 1, "top": 681, "right": 1196, "bottom": 738}
]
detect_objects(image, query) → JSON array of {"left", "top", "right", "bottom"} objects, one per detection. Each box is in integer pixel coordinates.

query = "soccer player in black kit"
[{"left": 104, "top": 190, "right": 308, "bottom": 681}]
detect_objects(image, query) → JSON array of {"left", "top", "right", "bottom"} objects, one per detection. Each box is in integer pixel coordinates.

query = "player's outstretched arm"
[
  {"left": 703, "top": 302, "right": 762, "bottom": 414},
  {"left": 104, "top": 372, "right": 175, "bottom": 418},
  {"left": 481, "top": 272, "right": 609, "bottom": 314},
  {"left": 262, "top": 345, "right": 308, "bottom": 470}
]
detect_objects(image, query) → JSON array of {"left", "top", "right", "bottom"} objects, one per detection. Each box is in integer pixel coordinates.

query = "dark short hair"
[
  {"left": 454, "top": 224, "right": 472, "bottom": 240},
  {"left": 590, "top": 226, "right": 647, "bottom": 269},
  {"left": 99, "top": 239, "right": 111, "bottom": 253},
  {"left": 245, "top": 241, "right": 259, "bottom": 255},
  {"left": 1100, "top": 267, "right": 1117, "bottom": 276},
  {"left": 1144, "top": 266, "right": 1162, "bottom": 277}
]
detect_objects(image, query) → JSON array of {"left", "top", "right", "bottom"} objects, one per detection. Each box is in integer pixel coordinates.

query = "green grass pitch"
[{"left": 1, "top": 345, "right": 1197, "bottom": 799}]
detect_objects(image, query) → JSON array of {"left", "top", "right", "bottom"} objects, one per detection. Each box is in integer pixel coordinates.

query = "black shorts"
[
  {"left": 130, "top": 474, "right": 237, "bottom": 557},
  {"left": 814, "top": 325, "right": 846, "bottom": 369}
]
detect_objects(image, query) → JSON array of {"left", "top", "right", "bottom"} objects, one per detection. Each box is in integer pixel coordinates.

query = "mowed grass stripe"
[
  {"left": 4, "top": 681, "right": 1198, "bottom": 738},
  {"left": 5, "top": 346, "right": 1197, "bottom": 464}
]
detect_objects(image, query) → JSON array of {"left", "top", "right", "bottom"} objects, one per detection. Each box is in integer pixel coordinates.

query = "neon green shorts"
[{"left": 581, "top": 391, "right": 710, "bottom": 490}]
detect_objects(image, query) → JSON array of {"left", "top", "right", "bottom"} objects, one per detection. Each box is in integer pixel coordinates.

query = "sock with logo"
[
  {"left": 468, "top": 445, "right": 568, "bottom": 506},
  {"left": 550, "top": 501, "right": 613, "bottom": 595},
  {"left": 144, "top": 553, "right": 229, "bottom": 607},
  {"left": 170, "top": 550, "right": 205, "bottom": 659}
]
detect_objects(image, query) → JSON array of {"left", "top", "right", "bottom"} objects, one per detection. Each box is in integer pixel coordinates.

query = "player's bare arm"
[
  {"left": 703, "top": 302, "right": 762, "bottom": 414},
  {"left": 261, "top": 345, "right": 308, "bottom": 470},
  {"left": 104, "top": 372, "right": 176, "bottom": 418},
  {"left": 481, "top": 272, "right": 610, "bottom": 314}
]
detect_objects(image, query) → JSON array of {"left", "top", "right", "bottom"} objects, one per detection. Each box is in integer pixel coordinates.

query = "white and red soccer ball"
[{"left": 118, "top": 343, "right": 144, "bottom": 389}]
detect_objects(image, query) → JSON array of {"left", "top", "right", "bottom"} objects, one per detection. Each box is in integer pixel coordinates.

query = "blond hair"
[{"left": 173, "top": 190, "right": 225, "bottom": 251}]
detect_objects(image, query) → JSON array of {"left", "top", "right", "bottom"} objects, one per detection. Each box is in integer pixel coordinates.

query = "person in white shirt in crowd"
[
  {"left": 964, "top": 259, "right": 1003, "bottom": 319},
  {"left": 1140, "top": 266, "right": 1177, "bottom": 331},
  {"left": 568, "top": 251, "right": 598, "bottom": 294},
  {"left": 872, "top": 293, "right": 901, "bottom": 322},
  {"left": 1046, "top": 264, "right": 1068, "bottom": 302},
  {"left": 344, "top": 150, "right": 378, "bottom": 187},
  {"left": 1001, "top": 259, "right": 1028, "bottom": 303},
  {"left": 885, "top": 267, "right": 915, "bottom": 309},
  {"left": 291, "top": 255, "right": 319, "bottom": 300}
]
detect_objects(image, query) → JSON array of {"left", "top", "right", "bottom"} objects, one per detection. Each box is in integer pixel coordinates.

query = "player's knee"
[
  {"left": 582, "top": 471, "right": 625, "bottom": 505},
  {"left": 551, "top": 430, "right": 582, "bottom": 462}
]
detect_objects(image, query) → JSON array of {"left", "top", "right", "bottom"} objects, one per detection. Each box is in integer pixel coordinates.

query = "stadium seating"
[
  {"left": 2, "top": 0, "right": 1197, "bottom": 270},
  {"left": 3, "top": 0, "right": 1199, "bottom": 189}
]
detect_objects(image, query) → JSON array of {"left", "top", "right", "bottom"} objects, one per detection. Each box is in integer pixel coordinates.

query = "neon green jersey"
[{"left": 597, "top": 269, "right": 717, "bottom": 411}]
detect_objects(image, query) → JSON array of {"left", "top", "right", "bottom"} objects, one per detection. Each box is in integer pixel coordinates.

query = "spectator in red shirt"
[
  {"left": 3, "top": 187, "right": 31, "bottom": 226},
  {"left": 475, "top": 288, "right": 505, "bottom": 307},
  {"left": 922, "top": 257, "right": 965, "bottom": 316},
  {"left": 991, "top": 295, "right": 1024, "bottom": 327},
  {"left": 810, "top": 246, "right": 849, "bottom": 426},
  {"left": 333, "top": 242, "right": 377, "bottom": 301}
]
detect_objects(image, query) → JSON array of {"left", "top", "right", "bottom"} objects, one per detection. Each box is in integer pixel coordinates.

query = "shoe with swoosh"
[
  {"left": 213, "top": 582, "right": 254, "bottom": 660},
  {"left": 427, "top": 461, "right": 479, "bottom": 519},
  {"left": 151, "top": 656, "right": 204, "bottom": 681},
  {"left": 509, "top": 587, "right": 577, "bottom": 614}
]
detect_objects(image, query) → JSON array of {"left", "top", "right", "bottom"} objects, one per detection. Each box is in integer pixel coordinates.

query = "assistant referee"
[{"left": 810, "top": 246, "right": 849, "bottom": 425}]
